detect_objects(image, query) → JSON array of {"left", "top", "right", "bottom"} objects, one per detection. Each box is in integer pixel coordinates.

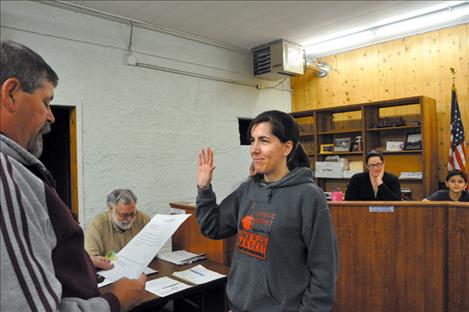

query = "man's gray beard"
[
  {"left": 28, "top": 123, "right": 51, "bottom": 158},
  {"left": 111, "top": 211, "right": 134, "bottom": 231},
  {"left": 113, "top": 218, "right": 134, "bottom": 231}
]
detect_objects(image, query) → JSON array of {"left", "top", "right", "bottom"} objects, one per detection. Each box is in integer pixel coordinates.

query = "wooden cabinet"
[
  {"left": 291, "top": 96, "right": 438, "bottom": 199},
  {"left": 329, "top": 201, "right": 469, "bottom": 312},
  {"left": 170, "top": 202, "right": 235, "bottom": 266}
]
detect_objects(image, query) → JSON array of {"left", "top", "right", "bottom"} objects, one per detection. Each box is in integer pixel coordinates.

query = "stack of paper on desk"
[
  {"left": 98, "top": 266, "right": 158, "bottom": 288},
  {"left": 172, "top": 264, "right": 226, "bottom": 285},
  {"left": 158, "top": 250, "right": 206, "bottom": 265},
  {"left": 145, "top": 277, "right": 191, "bottom": 297},
  {"left": 99, "top": 214, "right": 191, "bottom": 282}
]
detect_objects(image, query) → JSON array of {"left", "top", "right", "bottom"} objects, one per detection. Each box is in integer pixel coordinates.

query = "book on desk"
[{"left": 158, "top": 250, "right": 207, "bottom": 265}]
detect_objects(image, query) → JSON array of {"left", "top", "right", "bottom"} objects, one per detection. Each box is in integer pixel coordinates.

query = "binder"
[{"left": 158, "top": 250, "right": 206, "bottom": 265}]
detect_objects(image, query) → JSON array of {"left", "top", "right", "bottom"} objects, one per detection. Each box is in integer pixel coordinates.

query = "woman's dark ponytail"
[{"left": 287, "top": 143, "right": 310, "bottom": 170}]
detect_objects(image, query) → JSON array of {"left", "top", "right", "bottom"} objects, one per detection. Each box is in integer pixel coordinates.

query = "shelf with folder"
[
  {"left": 318, "top": 129, "right": 362, "bottom": 135},
  {"left": 319, "top": 151, "right": 363, "bottom": 156},
  {"left": 366, "top": 125, "right": 421, "bottom": 132},
  {"left": 382, "top": 150, "right": 422, "bottom": 154}
]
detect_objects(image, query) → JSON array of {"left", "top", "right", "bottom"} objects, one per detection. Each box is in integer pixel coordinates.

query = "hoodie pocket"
[{"left": 227, "top": 259, "right": 279, "bottom": 312}]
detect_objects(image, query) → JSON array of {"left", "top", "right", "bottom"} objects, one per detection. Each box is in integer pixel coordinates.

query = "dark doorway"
[
  {"left": 40, "top": 106, "right": 74, "bottom": 209},
  {"left": 238, "top": 118, "right": 252, "bottom": 145}
]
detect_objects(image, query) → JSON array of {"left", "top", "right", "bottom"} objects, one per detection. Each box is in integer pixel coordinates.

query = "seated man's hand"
[
  {"left": 111, "top": 273, "right": 147, "bottom": 312},
  {"left": 90, "top": 255, "right": 114, "bottom": 270}
]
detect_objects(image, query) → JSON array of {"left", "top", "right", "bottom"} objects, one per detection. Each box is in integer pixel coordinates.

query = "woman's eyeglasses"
[{"left": 366, "top": 162, "right": 383, "bottom": 169}]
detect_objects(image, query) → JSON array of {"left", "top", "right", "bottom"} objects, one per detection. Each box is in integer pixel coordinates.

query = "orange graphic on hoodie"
[{"left": 241, "top": 215, "right": 254, "bottom": 231}]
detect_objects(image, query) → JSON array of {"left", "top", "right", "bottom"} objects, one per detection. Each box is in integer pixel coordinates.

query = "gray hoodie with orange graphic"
[{"left": 196, "top": 167, "right": 339, "bottom": 312}]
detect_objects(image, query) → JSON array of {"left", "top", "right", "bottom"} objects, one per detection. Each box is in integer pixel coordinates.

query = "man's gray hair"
[
  {"left": 0, "top": 40, "right": 58, "bottom": 93},
  {"left": 106, "top": 189, "right": 137, "bottom": 208}
]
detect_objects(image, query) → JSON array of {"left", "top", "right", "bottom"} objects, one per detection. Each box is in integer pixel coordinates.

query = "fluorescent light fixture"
[
  {"left": 303, "top": 1, "right": 469, "bottom": 58},
  {"left": 375, "top": 4, "right": 469, "bottom": 37},
  {"left": 307, "top": 31, "right": 375, "bottom": 56}
]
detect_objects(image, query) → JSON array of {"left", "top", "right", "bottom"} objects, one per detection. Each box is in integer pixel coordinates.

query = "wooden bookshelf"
[{"left": 290, "top": 96, "right": 438, "bottom": 199}]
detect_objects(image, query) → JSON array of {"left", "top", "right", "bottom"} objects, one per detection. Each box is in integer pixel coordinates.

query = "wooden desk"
[
  {"left": 100, "top": 259, "right": 230, "bottom": 312},
  {"left": 170, "top": 202, "right": 236, "bottom": 266},
  {"left": 329, "top": 201, "right": 469, "bottom": 312}
]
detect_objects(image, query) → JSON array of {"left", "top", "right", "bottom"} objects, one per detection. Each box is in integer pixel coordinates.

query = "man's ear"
[{"left": 1, "top": 78, "right": 21, "bottom": 111}]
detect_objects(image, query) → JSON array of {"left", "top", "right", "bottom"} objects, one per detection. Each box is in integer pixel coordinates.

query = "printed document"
[
  {"left": 98, "top": 266, "right": 158, "bottom": 288},
  {"left": 172, "top": 264, "right": 226, "bottom": 285},
  {"left": 100, "top": 214, "right": 190, "bottom": 281},
  {"left": 146, "top": 276, "right": 192, "bottom": 297}
]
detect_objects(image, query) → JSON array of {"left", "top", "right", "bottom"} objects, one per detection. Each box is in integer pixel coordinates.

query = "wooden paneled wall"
[{"left": 292, "top": 24, "right": 469, "bottom": 180}]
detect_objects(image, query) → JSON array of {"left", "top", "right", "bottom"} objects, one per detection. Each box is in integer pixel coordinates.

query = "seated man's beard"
[
  {"left": 28, "top": 123, "right": 51, "bottom": 157},
  {"left": 113, "top": 217, "right": 134, "bottom": 231}
]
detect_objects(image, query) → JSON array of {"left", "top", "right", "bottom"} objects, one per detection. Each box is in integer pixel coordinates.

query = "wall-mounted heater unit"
[{"left": 252, "top": 39, "right": 304, "bottom": 80}]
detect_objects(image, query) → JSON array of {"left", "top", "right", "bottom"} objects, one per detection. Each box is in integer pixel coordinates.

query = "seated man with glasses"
[
  {"left": 85, "top": 189, "right": 150, "bottom": 269},
  {"left": 344, "top": 150, "right": 401, "bottom": 201}
]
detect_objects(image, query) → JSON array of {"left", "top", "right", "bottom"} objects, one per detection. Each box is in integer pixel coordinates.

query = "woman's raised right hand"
[{"left": 197, "top": 148, "right": 215, "bottom": 189}]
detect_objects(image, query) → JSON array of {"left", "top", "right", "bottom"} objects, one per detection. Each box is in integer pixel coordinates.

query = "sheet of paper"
[
  {"left": 143, "top": 267, "right": 158, "bottom": 275},
  {"left": 100, "top": 214, "right": 190, "bottom": 281},
  {"left": 146, "top": 276, "right": 191, "bottom": 297},
  {"left": 349, "top": 161, "right": 364, "bottom": 172},
  {"left": 97, "top": 278, "right": 113, "bottom": 288},
  {"left": 98, "top": 266, "right": 159, "bottom": 288},
  {"left": 172, "top": 264, "right": 226, "bottom": 285}
]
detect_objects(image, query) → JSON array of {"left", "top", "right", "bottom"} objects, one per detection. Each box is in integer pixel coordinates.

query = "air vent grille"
[{"left": 253, "top": 47, "right": 271, "bottom": 75}]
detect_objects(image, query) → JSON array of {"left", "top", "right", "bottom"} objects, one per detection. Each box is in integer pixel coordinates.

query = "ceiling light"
[
  {"left": 303, "top": 1, "right": 469, "bottom": 58},
  {"left": 375, "top": 4, "right": 469, "bottom": 37},
  {"left": 305, "top": 31, "right": 374, "bottom": 57}
]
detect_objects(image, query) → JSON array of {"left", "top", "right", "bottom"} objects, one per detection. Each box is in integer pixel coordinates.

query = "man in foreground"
[{"left": 0, "top": 40, "right": 146, "bottom": 311}]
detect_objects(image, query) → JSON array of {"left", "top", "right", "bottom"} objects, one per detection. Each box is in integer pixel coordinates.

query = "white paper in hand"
[{"left": 100, "top": 214, "right": 190, "bottom": 281}]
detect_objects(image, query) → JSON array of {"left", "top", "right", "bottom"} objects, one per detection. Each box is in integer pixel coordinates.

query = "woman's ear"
[{"left": 283, "top": 141, "right": 294, "bottom": 156}]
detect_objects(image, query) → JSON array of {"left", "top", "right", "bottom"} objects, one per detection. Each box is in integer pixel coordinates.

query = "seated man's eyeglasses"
[{"left": 112, "top": 208, "right": 138, "bottom": 220}]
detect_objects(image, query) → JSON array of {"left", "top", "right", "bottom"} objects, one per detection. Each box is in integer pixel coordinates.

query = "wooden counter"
[
  {"left": 329, "top": 201, "right": 469, "bottom": 312},
  {"left": 170, "top": 200, "right": 469, "bottom": 311}
]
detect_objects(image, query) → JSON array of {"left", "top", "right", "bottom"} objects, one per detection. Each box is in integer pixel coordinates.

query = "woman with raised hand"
[{"left": 196, "top": 110, "right": 338, "bottom": 312}]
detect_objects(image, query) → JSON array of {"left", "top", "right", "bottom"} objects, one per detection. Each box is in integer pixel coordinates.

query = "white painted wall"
[{"left": 1, "top": 2, "right": 291, "bottom": 232}]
